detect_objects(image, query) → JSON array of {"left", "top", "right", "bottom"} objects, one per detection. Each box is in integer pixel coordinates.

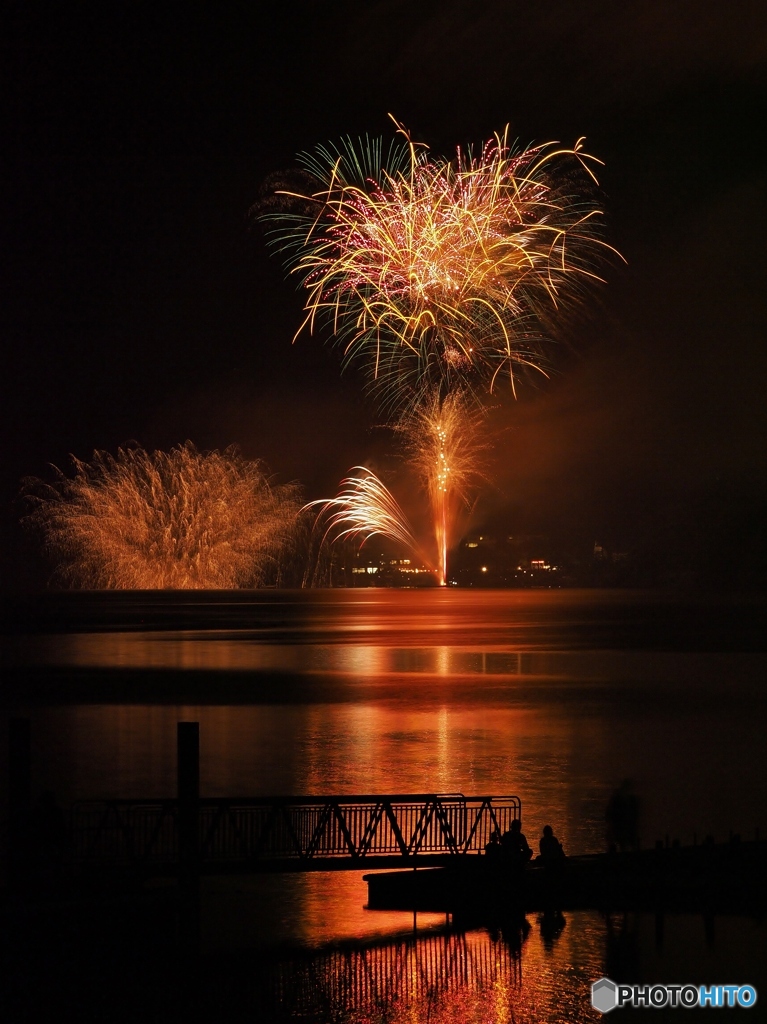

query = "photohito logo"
[{"left": 591, "top": 978, "right": 757, "bottom": 1012}]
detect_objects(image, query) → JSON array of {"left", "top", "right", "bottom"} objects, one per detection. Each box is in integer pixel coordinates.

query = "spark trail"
[
  {"left": 402, "top": 391, "right": 487, "bottom": 586},
  {"left": 306, "top": 466, "right": 428, "bottom": 563},
  {"left": 308, "top": 393, "right": 485, "bottom": 586}
]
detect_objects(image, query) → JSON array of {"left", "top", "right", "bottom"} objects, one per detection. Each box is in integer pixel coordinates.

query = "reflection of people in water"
[
  {"left": 489, "top": 916, "right": 531, "bottom": 954},
  {"left": 538, "top": 825, "right": 566, "bottom": 865},
  {"left": 606, "top": 780, "right": 641, "bottom": 852},
  {"left": 501, "top": 819, "right": 533, "bottom": 864},
  {"left": 539, "top": 909, "right": 566, "bottom": 951},
  {"left": 605, "top": 911, "right": 641, "bottom": 980}
]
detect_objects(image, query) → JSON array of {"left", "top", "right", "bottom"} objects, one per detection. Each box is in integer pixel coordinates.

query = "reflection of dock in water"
[{"left": 263, "top": 927, "right": 524, "bottom": 1020}]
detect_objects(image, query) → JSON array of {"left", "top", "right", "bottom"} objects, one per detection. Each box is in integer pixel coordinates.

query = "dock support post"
[
  {"left": 654, "top": 911, "right": 664, "bottom": 949},
  {"left": 9, "top": 718, "right": 31, "bottom": 885},
  {"left": 177, "top": 721, "right": 200, "bottom": 956},
  {"left": 704, "top": 912, "right": 715, "bottom": 949}
]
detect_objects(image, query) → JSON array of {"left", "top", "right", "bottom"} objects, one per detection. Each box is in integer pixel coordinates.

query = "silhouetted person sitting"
[
  {"left": 485, "top": 829, "right": 502, "bottom": 859},
  {"left": 501, "top": 819, "right": 533, "bottom": 865},
  {"left": 538, "top": 825, "right": 566, "bottom": 865},
  {"left": 606, "top": 779, "right": 640, "bottom": 852}
]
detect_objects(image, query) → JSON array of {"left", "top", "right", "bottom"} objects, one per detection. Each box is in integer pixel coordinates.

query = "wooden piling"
[
  {"left": 9, "top": 718, "right": 31, "bottom": 883},
  {"left": 177, "top": 721, "right": 200, "bottom": 955}
]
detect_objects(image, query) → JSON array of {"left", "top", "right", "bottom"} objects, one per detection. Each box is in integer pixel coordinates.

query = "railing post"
[
  {"left": 9, "top": 718, "right": 32, "bottom": 885},
  {"left": 177, "top": 721, "right": 200, "bottom": 954}
]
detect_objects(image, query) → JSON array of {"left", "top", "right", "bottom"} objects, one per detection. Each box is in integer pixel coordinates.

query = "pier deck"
[{"left": 364, "top": 839, "right": 767, "bottom": 918}]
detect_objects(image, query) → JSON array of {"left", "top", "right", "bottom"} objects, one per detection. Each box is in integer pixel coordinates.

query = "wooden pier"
[
  {"left": 364, "top": 838, "right": 767, "bottom": 919},
  {"left": 6, "top": 717, "right": 522, "bottom": 878},
  {"left": 8, "top": 717, "right": 766, "bottom": 921}
]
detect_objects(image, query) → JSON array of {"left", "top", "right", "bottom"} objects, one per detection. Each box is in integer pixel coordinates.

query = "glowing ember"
[{"left": 22, "top": 442, "right": 301, "bottom": 589}]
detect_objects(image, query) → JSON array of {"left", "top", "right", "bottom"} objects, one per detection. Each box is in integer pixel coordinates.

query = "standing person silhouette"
[{"left": 605, "top": 780, "right": 640, "bottom": 852}]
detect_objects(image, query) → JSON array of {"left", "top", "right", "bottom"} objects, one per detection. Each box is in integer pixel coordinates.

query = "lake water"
[{"left": 2, "top": 589, "right": 766, "bottom": 1021}]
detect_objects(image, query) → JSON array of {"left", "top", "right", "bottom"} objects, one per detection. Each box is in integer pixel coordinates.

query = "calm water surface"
[{"left": 2, "top": 589, "right": 766, "bottom": 1020}]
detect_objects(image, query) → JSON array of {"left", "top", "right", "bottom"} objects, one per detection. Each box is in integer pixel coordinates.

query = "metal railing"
[{"left": 69, "top": 794, "right": 521, "bottom": 871}]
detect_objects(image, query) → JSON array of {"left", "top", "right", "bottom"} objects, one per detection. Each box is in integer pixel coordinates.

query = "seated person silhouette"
[
  {"left": 501, "top": 819, "right": 533, "bottom": 864},
  {"left": 485, "top": 828, "right": 502, "bottom": 859},
  {"left": 538, "top": 824, "right": 566, "bottom": 865}
]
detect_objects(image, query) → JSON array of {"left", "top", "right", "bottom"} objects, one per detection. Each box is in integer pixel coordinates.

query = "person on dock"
[
  {"left": 538, "top": 825, "right": 566, "bottom": 866},
  {"left": 501, "top": 819, "right": 533, "bottom": 865},
  {"left": 606, "top": 779, "right": 641, "bottom": 852},
  {"left": 485, "top": 829, "right": 502, "bottom": 859}
]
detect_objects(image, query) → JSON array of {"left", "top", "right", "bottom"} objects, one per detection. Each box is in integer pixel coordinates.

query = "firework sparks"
[
  {"left": 22, "top": 442, "right": 301, "bottom": 589},
  {"left": 262, "top": 121, "right": 618, "bottom": 585},
  {"left": 306, "top": 466, "right": 427, "bottom": 562},
  {"left": 307, "top": 393, "right": 486, "bottom": 585},
  {"left": 401, "top": 391, "right": 488, "bottom": 586},
  {"left": 265, "top": 121, "right": 617, "bottom": 413}
]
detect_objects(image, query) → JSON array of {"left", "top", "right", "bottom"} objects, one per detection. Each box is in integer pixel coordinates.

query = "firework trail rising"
[
  {"left": 264, "top": 121, "right": 617, "bottom": 414},
  {"left": 307, "top": 394, "right": 485, "bottom": 585},
  {"left": 22, "top": 442, "right": 301, "bottom": 589},
  {"left": 402, "top": 391, "right": 488, "bottom": 586}
]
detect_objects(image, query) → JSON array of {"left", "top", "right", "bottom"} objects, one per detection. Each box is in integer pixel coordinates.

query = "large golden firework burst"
[
  {"left": 22, "top": 442, "right": 302, "bottom": 589},
  {"left": 266, "top": 122, "right": 617, "bottom": 414}
]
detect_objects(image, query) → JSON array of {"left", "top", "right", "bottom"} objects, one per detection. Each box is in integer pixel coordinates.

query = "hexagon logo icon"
[{"left": 592, "top": 977, "right": 618, "bottom": 1014}]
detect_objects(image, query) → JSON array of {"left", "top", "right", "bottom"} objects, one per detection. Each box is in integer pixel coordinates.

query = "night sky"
[{"left": 3, "top": 2, "right": 766, "bottom": 588}]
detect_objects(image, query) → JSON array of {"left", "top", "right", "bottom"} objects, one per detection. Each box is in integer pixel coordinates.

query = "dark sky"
[{"left": 2, "top": 1, "right": 766, "bottom": 587}]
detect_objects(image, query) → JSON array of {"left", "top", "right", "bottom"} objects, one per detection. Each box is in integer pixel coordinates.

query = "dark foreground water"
[{"left": 2, "top": 589, "right": 767, "bottom": 1021}]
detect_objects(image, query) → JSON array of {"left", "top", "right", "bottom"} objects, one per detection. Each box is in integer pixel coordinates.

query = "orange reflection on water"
[
  {"left": 8, "top": 631, "right": 531, "bottom": 677},
  {"left": 27, "top": 697, "right": 602, "bottom": 853},
  {"left": 257, "top": 915, "right": 606, "bottom": 1023}
]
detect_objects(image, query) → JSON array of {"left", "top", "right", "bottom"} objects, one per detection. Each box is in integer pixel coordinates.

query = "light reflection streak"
[
  {"left": 263, "top": 927, "right": 523, "bottom": 1021},
  {"left": 9, "top": 632, "right": 746, "bottom": 693},
  {"left": 4, "top": 633, "right": 530, "bottom": 676},
  {"left": 256, "top": 914, "right": 608, "bottom": 1023}
]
